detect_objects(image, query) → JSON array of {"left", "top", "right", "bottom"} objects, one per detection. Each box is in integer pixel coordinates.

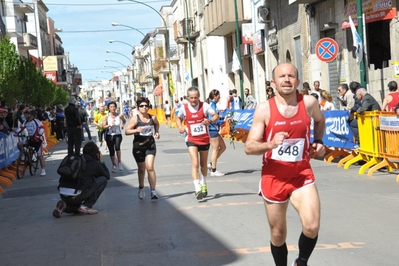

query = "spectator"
[
  {"left": 226, "top": 90, "right": 233, "bottom": 109},
  {"left": 350, "top": 88, "right": 381, "bottom": 143},
  {"left": 55, "top": 104, "right": 66, "bottom": 141},
  {"left": 266, "top": 86, "right": 276, "bottom": 99},
  {"left": 311, "top": 80, "right": 322, "bottom": 103},
  {"left": 381, "top": 81, "right": 399, "bottom": 112},
  {"left": 337, "top": 83, "right": 355, "bottom": 112},
  {"left": 77, "top": 103, "right": 92, "bottom": 142},
  {"left": 320, "top": 90, "right": 336, "bottom": 110},
  {"left": 302, "top": 82, "right": 312, "bottom": 95},
  {"left": 230, "top": 89, "right": 242, "bottom": 110},
  {"left": 14, "top": 109, "right": 47, "bottom": 176},
  {"left": 299, "top": 88, "right": 309, "bottom": 95},
  {"left": 52, "top": 141, "right": 110, "bottom": 218},
  {"left": 244, "top": 88, "right": 257, "bottom": 109},
  {"left": 65, "top": 96, "right": 82, "bottom": 155},
  {"left": 14, "top": 104, "right": 26, "bottom": 128},
  {"left": 0, "top": 108, "right": 12, "bottom": 134}
]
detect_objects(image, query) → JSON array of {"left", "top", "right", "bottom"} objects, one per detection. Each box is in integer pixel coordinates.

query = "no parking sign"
[{"left": 315, "top": 37, "right": 339, "bottom": 63}]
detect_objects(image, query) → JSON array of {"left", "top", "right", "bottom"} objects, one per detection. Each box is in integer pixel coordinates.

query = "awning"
[{"left": 153, "top": 85, "right": 162, "bottom": 96}]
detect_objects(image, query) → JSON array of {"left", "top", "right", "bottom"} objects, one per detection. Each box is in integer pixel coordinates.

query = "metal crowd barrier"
[{"left": 337, "top": 111, "right": 399, "bottom": 181}]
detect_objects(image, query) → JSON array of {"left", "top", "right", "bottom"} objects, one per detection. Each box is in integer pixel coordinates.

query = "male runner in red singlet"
[
  {"left": 176, "top": 87, "right": 219, "bottom": 200},
  {"left": 245, "top": 63, "right": 326, "bottom": 266}
]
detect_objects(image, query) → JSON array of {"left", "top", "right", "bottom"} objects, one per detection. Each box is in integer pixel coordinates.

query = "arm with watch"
[{"left": 311, "top": 97, "right": 326, "bottom": 157}]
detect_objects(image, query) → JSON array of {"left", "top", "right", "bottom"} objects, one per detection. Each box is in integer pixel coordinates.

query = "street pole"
[
  {"left": 183, "top": 0, "right": 194, "bottom": 87},
  {"left": 119, "top": 75, "right": 123, "bottom": 114},
  {"left": 234, "top": 0, "right": 244, "bottom": 102},
  {"left": 356, "top": 0, "right": 366, "bottom": 87}
]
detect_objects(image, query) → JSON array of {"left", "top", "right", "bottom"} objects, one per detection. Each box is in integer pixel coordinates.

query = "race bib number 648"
[{"left": 271, "top": 138, "right": 305, "bottom": 162}]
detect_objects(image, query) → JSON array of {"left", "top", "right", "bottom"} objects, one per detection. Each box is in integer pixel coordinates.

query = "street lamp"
[
  {"left": 104, "top": 65, "right": 121, "bottom": 71},
  {"left": 233, "top": 0, "right": 244, "bottom": 101},
  {"left": 182, "top": 0, "right": 194, "bottom": 86},
  {"left": 96, "top": 76, "right": 110, "bottom": 80},
  {"left": 106, "top": 50, "right": 133, "bottom": 66},
  {"left": 109, "top": 40, "right": 134, "bottom": 49},
  {"left": 111, "top": 22, "right": 155, "bottom": 98},
  {"left": 117, "top": 0, "right": 173, "bottom": 106},
  {"left": 105, "top": 59, "right": 127, "bottom": 69}
]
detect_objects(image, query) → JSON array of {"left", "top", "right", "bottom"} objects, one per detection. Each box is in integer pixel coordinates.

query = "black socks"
[
  {"left": 297, "top": 232, "right": 318, "bottom": 266},
  {"left": 270, "top": 242, "right": 287, "bottom": 266}
]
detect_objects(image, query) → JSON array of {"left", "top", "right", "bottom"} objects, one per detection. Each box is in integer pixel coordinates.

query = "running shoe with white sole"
[
  {"left": 138, "top": 188, "right": 145, "bottom": 200},
  {"left": 151, "top": 191, "right": 158, "bottom": 200},
  {"left": 211, "top": 170, "right": 225, "bottom": 177}
]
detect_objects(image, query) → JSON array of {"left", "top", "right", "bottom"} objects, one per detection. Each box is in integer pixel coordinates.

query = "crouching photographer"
[{"left": 52, "top": 141, "right": 110, "bottom": 218}]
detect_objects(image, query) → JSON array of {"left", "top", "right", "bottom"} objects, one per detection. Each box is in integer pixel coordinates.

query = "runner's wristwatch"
[{"left": 313, "top": 139, "right": 324, "bottom": 145}]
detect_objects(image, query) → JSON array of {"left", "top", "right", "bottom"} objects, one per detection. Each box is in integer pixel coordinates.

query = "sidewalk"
[{"left": 0, "top": 125, "right": 399, "bottom": 265}]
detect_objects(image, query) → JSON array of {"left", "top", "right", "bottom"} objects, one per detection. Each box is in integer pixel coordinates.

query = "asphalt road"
[{"left": 0, "top": 124, "right": 398, "bottom": 266}]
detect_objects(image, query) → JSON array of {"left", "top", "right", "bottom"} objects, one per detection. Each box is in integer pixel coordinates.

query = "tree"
[
  {"left": 0, "top": 37, "right": 22, "bottom": 106},
  {"left": 0, "top": 37, "right": 70, "bottom": 107}
]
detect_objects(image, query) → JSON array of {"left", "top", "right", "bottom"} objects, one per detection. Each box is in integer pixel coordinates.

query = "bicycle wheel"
[
  {"left": 29, "top": 149, "right": 38, "bottom": 176},
  {"left": 29, "top": 159, "right": 38, "bottom": 176},
  {"left": 16, "top": 151, "right": 28, "bottom": 179}
]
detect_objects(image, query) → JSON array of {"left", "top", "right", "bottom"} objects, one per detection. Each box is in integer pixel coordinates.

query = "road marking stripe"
[{"left": 194, "top": 242, "right": 365, "bottom": 257}]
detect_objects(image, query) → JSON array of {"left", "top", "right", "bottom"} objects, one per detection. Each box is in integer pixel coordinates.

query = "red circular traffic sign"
[{"left": 315, "top": 38, "right": 339, "bottom": 62}]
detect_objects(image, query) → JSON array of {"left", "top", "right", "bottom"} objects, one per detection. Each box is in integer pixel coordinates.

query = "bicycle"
[{"left": 15, "top": 135, "right": 39, "bottom": 179}]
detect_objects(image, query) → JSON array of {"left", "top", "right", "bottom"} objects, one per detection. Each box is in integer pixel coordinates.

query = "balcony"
[
  {"left": 55, "top": 46, "right": 64, "bottom": 55},
  {"left": 204, "top": 0, "right": 252, "bottom": 37},
  {"left": 174, "top": 19, "right": 199, "bottom": 44},
  {"left": 18, "top": 33, "right": 38, "bottom": 49},
  {"left": 153, "top": 58, "right": 169, "bottom": 74},
  {"left": 139, "top": 72, "right": 150, "bottom": 84}
]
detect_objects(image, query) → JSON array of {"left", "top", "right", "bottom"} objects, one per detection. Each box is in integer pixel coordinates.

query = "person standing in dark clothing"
[
  {"left": 77, "top": 103, "right": 92, "bottom": 142},
  {"left": 55, "top": 105, "right": 65, "bottom": 141},
  {"left": 14, "top": 104, "right": 25, "bottom": 128},
  {"left": 35, "top": 105, "right": 45, "bottom": 121},
  {"left": 65, "top": 96, "right": 82, "bottom": 155}
]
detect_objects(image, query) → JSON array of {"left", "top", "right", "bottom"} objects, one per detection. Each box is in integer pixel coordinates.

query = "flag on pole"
[
  {"left": 232, "top": 49, "right": 241, "bottom": 73},
  {"left": 349, "top": 16, "right": 363, "bottom": 65}
]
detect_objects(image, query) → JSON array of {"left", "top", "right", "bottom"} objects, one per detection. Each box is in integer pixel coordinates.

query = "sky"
[{"left": 45, "top": 0, "right": 170, "bottom": 84}]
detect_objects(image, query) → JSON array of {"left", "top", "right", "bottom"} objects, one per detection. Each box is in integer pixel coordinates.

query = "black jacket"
[
  {"left": 64, "top": 103, "right": 81, "bottom": 127},
  {"left": 58, "top": 153, "right": 110, "bottom": 191},
  {"left": 78, "top": 107, "right": 88, "bottom": 123}
]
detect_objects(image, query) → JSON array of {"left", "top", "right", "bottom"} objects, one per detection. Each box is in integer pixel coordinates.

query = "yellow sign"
[
  {"left": 43, "top": 56, "right": 58, "bottom": 71},
  {"left": 168, "top": 73, "right": 175, "bottom": 94},
  {"left": 393, "top": 62, "right": 399, "bottom": 78}
]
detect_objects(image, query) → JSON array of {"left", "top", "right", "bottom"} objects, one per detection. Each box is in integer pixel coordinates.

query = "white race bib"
[
  {"left": 140, "top": 125, "right": 154, "bottom": 136},
  {"left": 190, "top": 123, "right": 206, "bottom": 136},
  {"left": 271, "top": 138, "right": 305, "bottom": 162}
]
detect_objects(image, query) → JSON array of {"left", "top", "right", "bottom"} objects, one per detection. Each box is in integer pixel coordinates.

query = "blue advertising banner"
[
  {"left": 322, "top": 110, "right": 355, "bottom": 149},
  {"left": 222, "top": 109, "right": 355, "bottom": 149},
  {"left": 0, "top": 133, "right": 20, "bottom": 169}
]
